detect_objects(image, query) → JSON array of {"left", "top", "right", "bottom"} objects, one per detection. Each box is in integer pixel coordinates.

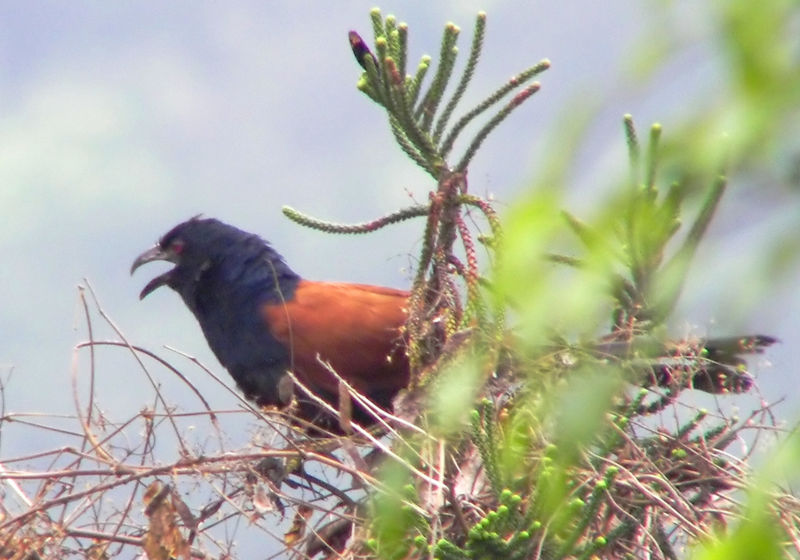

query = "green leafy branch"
[
  {"left": 557, "top": 115, "right": 729, "bottom": 337},
  {"left": 350, "top": 10, "right": 547, "bottom": 177}
]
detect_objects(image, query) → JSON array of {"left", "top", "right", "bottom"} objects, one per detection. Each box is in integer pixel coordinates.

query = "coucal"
[
  {"left": 131, "top": 217, "right": 774, "bottom": 429},
  {"left": 131, "top": 217, "right": 409, "bottom": 429}
]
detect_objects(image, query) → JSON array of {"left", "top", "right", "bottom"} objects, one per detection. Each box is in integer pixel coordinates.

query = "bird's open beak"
[{"left": 131, "top": 245, "right": 177, "bottom": 300}]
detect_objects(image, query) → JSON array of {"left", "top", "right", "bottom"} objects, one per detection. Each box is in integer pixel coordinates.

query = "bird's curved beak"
[{"left": 131, "top": 245, "right": 177, "bottom": 300}]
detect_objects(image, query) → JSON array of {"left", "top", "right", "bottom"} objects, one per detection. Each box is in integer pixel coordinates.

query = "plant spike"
[
  {"left": 282, "top": 203, "right": 428, "bottom": 234},
  {"left": 373, "top": 36, "right": 390, "bottom": 79},
  {"left": 382, "top": 57, "right": 405, "bottom": 111},
  {"left": 356, "top": 74, "right": 381, "bottom": 104},
  {"left": 562, "top": 210, "right": 597, "bottom": 249},
  {"left": 388, "top": 116, "right": 436, "bottom": 174},
  {"left": 388, "top": 83, "right": 443, "bottom": 174},
  {"left": 388, "top": 30, "right": 402, "bottom": 65},
  {"left": 652, "top": 174, "right": 727, "bottom": 323},
  {"left": 360, "top": 43, "right": 385, "bottom": 102},
  {"left": 661, "top": 180, "right": 685, "bottom": 232},
  {"left": 558, "top": 471, "right": 614, "bottom": 558},
  {"left": 407, "top": 56, "right": 431, "bottom": 106},
  {"left": 470, "top": 400, "right": 503, "bottom": 497},
  {"left": 433, "top": 11, "right": 487, "bottom": 145},
  {"left": 440, "top": 60, "right": 550, "bottom": 159},
  {"left": 677, "top": 408, "right": 708, "bottom": 439},
  {"left": 369, "top": 7, "right": 384, "bottom": 41},
  {"left": 622, "top": 116, "right": 646, "bottom": 290},
  {"left": 383, "top": 14, "right": 398, "bottom": 55},
  {"left": 623, "top": 113, "right": 640, "bottom": 186},
  {"left": 645, "top": 123, "right": 662, "bottom": 193},
  {"left": 456, "top": 83, "right": 540, "bottom": 172},
  {"left": 415, "top": 22, "right": 460, "bottom": 129},
  {"left": 396, "top": 22, "right": 409, "bottom": 78},
  {"left": 377, "top": 48, "right": 400, "bottom": 115},
  {"left": 455, "top": 216, "right": 487, "bottom": 327}
]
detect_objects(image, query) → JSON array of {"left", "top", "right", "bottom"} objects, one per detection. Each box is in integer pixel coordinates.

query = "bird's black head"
[{"left": 131, "top": 217, "right": 300, "bottom": 303}]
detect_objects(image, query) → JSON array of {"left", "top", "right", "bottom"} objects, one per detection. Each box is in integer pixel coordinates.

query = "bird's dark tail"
[{"left": 590, "top": 335, "right": 777, "bottom": 394}]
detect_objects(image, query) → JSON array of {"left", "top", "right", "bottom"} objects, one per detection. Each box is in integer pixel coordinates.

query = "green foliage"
[
  {"left": 276, "top": 5, "right": 800, "bottom": 559},
  {"left": 344, "top": 4, "right": 799, "bottom": 558},
  {"left": 350, "top": 8, "right": 548, "bottom": 177},
  {"left": 429, "top": 355, "right": 484, "bottom": 435},
  {"left": 432, "top": 489, "right": 536, "bottom": 560},
  {"left": 470, "top": 399, "right": 503, "bottom": 496},
  {"left": 534, "top": 115, "right": 731, "bottom": 336},
  {"left": 367, "top": 467, "right": 431, "bottom": 560}
]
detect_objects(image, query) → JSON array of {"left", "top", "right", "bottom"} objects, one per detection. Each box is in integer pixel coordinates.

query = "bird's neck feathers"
[
  {"left": 178, "top": 233, "right": 301, "bottom": 314},
  {"left": 179, "top": 232, "right": 300, "bottom": 375},
  {"left": 217, "top": 234, "right": 300, "bottom": 303}
]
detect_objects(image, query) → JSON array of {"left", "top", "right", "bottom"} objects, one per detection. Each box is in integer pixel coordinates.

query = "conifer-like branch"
[
  {"left": 282, "top": 204, "right": 428, "bottom": 234},
  {"left": 290, "top": 10, "right": 548, "bottom": 374},
  {"left": 433, "top": 12, "right": 486, "bottom": 145}
]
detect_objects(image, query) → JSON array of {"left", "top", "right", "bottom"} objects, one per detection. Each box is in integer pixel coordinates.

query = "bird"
[
  {"left": 131, "top": 216, "right": 410, "bottom": 431},
  {"left": 131, "top": 217, "right": 775, "bottom": 432}
]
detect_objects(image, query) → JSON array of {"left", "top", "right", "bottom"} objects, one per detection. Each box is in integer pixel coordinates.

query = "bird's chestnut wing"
[{"left": 261, "top": 280, "right": 410, "bottom": 402}]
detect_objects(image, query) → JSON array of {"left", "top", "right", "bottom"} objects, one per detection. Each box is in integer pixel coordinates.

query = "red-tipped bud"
[{"left": 348, "top": 31, "right": 376, "bottom": 70}]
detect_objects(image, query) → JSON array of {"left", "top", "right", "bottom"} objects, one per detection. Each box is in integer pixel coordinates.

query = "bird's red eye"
[{"left": 170, "top": 239, "right": 185, "bottom": 254}]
